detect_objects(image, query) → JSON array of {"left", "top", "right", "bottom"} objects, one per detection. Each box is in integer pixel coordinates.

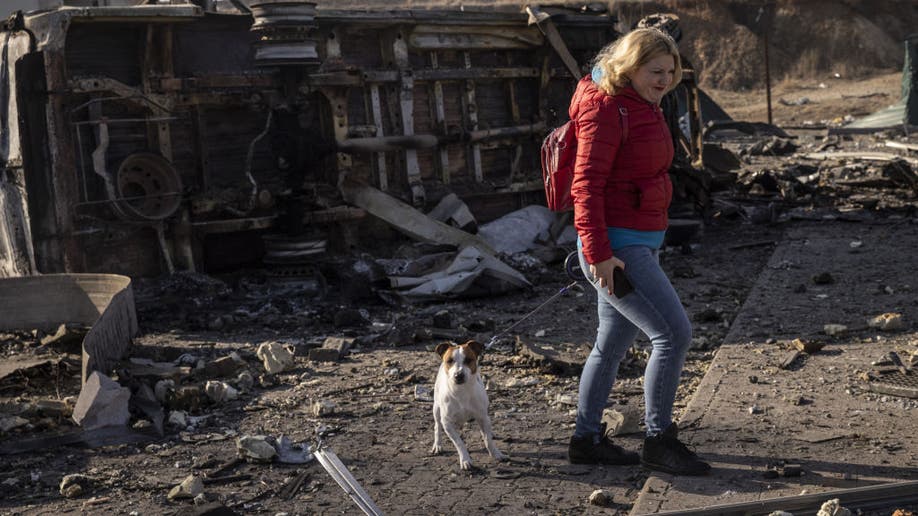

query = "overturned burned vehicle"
[
  {"left": 0, "top": 1, "right": 612, "bottom": 277},
  {"left": 0, "top": 1, "right": 719, "bottom": 280}
]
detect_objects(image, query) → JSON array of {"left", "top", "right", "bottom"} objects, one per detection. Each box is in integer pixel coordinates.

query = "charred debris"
[{"left": 0, "top": 0, "right": 917, "bottom": 476}]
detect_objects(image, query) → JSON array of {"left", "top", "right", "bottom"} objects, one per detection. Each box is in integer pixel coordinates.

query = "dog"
[{"left": 431, "top": 340, "right": 505, "bottom": 470}]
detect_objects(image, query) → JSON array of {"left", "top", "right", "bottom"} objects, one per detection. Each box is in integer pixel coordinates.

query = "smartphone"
[{"left": 613, "top": 267, "right": 634, "bottom": 298}]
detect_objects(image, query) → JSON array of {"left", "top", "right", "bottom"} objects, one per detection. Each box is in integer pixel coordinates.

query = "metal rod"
[
  {"left": 72, "top": 116, "right": 178, "bottom": 126},
  {"left": 314, "top": 444, "right": 384, "bottom": 516}
]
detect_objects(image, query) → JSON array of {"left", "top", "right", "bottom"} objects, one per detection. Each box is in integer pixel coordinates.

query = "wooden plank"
[
  {"left": 506, "top": 57, "right": 522, "bottom": 185},
  {"left": 464, "top": 51, "right": 482, "bottom": 182},
  {"left": 369, "top": 85, "right": 388, "bottom": 190},
  {"left": 340, "top": 180, "right": 494, "bottom": 254},
  {"left": 393, "top": 33, "right": 423, "bottom": 204},
  {"left": 430, "top": 52, "right": 450, "bottom": 183}
]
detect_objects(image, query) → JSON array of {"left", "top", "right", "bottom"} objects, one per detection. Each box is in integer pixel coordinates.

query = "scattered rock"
[
  {"left": 823, "top": 324, "right": 848, "bottom": 336},
  {"left": 748, "top": 404, "right": 764, "bottom": 415},
  {"left": 204, "top": 381, "right": 239, "bottom": 403},
  {"left": 414, "top": 385, "right": 433, "bottom": 402},
  {"left": 588, "top": 489, "right": 613, "bottom": 507},
  {"left": 256, "top": 342, "right": 295, "bottom": 374},
  {"left": 516, "top": 338, "right": 583, "bottom": 375},
  {"left": 792, "top": 338, "right": 825, "bottom": 354},
  {"left": 235, "top": 371, "right": 255, "bottom": 391},
  {"left": 817, "top": 498, "right": 852, "bottom": 516},
  {"left": 779, "top": 350, "right": 803, "bottom": 369},
  {"left": 312, "top": 400, "right": 336, "bottom": 417},
  {"left": 236, "top": 435, "right": 277, "bottom": 462},
  {"left": 601, "top": 407, "right": 641, "bottom": 436},
  {"left": 308, "top": 347, "right": 341, "bottom": 362},
  {"left": 167, "top": 474, "right": 204, "bottom": 501},
  {"left": 504, "top": 376, "right": 541, "bottom": 388},
  {"left": 198, "top": 354, "right": 242, "bottom": 379},
  {"left": 867, "top": 313, "right": 904, "bottom": 331},
  {"left": 165, "top": 386, "right": 204, "bottom": 412},
  {"left": 168, "top": 410, "right": 188, "bottom": 428},
  {"left": 59, "top": 474, "right": 92, "bottom": 498}
]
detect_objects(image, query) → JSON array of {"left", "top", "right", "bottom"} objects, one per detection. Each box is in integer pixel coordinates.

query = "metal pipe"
[
  {"left": 336, "top": 135, "right": 439, "bottom": 153},
  {"left": 468, "top": 122, "right": 545, "bottom": 142}
]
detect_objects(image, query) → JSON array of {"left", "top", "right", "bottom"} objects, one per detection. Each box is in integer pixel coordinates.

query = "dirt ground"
[
  {"left": 1, "top": 65, "right": 915, "bottom": 514},
  {"left": 3, "top": 0, "right": 918, "bottom": 510}
]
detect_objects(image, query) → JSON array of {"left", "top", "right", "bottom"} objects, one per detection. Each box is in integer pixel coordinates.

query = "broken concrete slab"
[
  {"left": 0, "top": 274, "right": 138, "bottom": 384},
  {"left": 309, "top": 336, "right": 354, "bottom": 362},
  {"left": 71, "top": 371, "right": 131, "bottom": 430}
]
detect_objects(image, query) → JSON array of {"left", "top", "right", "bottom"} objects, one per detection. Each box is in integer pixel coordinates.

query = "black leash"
[{"left": 485, "top": 279, "right": 579, "bottom": 349}]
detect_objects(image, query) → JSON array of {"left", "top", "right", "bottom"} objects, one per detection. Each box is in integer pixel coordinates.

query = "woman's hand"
[{"left": 589, "top": 256, "right": 626, "bottom": 296}]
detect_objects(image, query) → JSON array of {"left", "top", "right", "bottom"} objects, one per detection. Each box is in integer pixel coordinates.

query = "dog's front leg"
[
  {"left": 442, "top": 420, "right": 473, "bottom": 470},
  {"left": 431, "top": 404, "right": 443, "bottom": 454},
  {"left": 477, "top": 415, "right": 505, "bottom": 461}
]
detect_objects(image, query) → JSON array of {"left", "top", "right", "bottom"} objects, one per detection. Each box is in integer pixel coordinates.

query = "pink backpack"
[{"left": 541, "top": 101, "right": 628, "bottom": 212}]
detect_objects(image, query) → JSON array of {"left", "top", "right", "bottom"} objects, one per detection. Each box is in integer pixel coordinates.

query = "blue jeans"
[{"left": 575, "top": 244, "right": 692, "bottom": 438}]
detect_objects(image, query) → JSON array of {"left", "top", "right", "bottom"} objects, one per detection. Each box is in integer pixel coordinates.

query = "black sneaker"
[
  {"left": 641, "top": 423, "right": 711, "bottom": 476},
  {"left": 569, "top": 423, "right": 640, "bottom": 465}
]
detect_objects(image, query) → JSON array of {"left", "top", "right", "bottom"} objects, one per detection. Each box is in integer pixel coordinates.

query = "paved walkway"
[{"left": 631, "top": 220, "right": 918, "bottom": 514}]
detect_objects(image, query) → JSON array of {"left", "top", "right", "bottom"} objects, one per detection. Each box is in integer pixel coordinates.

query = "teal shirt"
[{"left": 578, "top": 227, "right": 665, "bottom": 253}]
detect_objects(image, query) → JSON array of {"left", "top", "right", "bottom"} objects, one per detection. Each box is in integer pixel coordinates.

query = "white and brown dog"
[{"left": 431, "top": 340, "right": 504, "bottom": 470}]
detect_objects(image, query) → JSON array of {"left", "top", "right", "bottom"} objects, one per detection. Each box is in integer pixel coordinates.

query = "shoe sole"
[
  {"left": 570, "top": 456, "right": 640, "bottom": 466},
  {"left": 640, "top": 458, "right": 711, "bottom": 476}
]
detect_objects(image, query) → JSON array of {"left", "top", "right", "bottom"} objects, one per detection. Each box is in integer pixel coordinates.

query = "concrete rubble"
[{"left": 71, "top": 372, "right": 131, "bottom": 430}]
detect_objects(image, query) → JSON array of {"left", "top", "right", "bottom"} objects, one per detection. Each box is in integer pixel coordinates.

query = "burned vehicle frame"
[{"left": 0, "top": 2, "right": 709, "bottom": 279}]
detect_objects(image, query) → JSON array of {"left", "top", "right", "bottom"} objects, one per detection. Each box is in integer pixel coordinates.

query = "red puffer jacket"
[{"left": 570, "top": 76, "right": 674, "bottom": 265}]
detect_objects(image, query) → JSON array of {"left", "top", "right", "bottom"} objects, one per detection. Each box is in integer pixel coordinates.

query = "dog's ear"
[
  {"left": 466, "top": 340, "right": 484, "bottom": 358},
  {"left": 435, "top": 342, "right": 451, "bottom": 357}
]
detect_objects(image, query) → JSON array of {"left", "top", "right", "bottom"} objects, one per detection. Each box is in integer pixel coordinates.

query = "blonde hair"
[{"left": 592, "top": 28, "right": 682, "bottom": 96}]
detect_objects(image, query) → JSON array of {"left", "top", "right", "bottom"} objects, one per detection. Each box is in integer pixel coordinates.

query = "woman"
[{"left": 566, "top": 28, "right": 710, "bottom": 476}]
